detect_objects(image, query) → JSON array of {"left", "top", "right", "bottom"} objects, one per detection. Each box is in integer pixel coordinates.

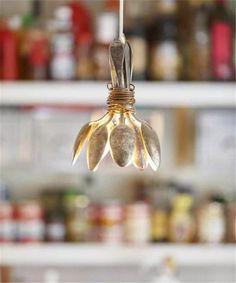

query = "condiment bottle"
[
  {"left": 125, "top": 0, "right": 149, "bottom": 81},
  {"left": 226, "top": 195, "right": 236, "bottom": 243},
  {"left": 98, "top": 200, "right": 123, "bottom": 243},
  {"left": 70, "top": 1, "right": 94, "bottom": 80},
  {"left": 42, "top": 190, "right": 65, "bottom": 242},
  {"left": 76, "top": 33, "right": 94, "bottom": 80},
  {"left": 124, "top": 201, "right": 151, "bottom": 244},
  {"left": 150, "top": 15, "right": 182, "bottom": 81},
  {"left": 197, "top": 194, "right": 226, "bottom": 243},
  {"left": 127, "top": 22, "right": 148, "bottom": 80},
  {"left": 169, "top": 189, "right": 195, "bottom": 243},
  {"left": 210, "top": 0, "right": 234, "bottom": 80},
  {"left": 93, "top": 0, "right": 118, "bottom": 80},
  {"left": 50, "top": 6, "right": 76, "bottom": 80},
  {"left": 151, "top": 184, "right": 169, "bottom": 242},
  {"left": 28, "top": 28, "right": 49, "bottom": 80},
  {"left": 45, "top": 211, "right": 65, "bottom": 242},
  {"left": 63, "top": 190, "right": 89, "bottom": 242},
  {"left": 0, "top": 17, "right": 20, "bottom": 80},
  {"left": 188, "top": 1, "right": 210, "bottom": 80}
]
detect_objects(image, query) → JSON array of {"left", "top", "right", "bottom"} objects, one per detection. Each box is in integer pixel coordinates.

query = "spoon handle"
[
  {"left": 124, "top": 41, "right": 133, "bottom": 88},
  {"left": 109, "top": 39, "right": 125, "bottom": 88}
]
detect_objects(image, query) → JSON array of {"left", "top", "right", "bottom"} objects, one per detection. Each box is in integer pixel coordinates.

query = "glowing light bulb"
[{"left": 73, "top": 39, "right": 161, "bottom": 171}]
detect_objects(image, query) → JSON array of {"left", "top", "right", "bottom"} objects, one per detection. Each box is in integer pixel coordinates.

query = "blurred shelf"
[
  {"left": 0, "top": 244, "right": 235, "bottom": 267},
  {"left": 0, "top": 82, "right": 235, "bottom": 108}
]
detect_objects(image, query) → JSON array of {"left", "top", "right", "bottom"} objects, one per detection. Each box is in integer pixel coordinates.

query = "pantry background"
[{"left": 0, "top": 0, "right": 235, "bottom": 283}]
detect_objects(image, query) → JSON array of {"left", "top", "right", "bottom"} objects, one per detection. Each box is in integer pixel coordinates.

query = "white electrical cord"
[{"left": 119, "top": 0, "right": 125, "bottom": 42}]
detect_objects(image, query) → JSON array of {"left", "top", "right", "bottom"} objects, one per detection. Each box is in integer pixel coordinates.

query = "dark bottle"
[
  {"left": 27, "top": 0, "right": 49, "bottom": 80},
  {"left": 188, "top": 1, "right": 211, "bottom": 80},
  {"left": 126, "top": 22, "right": 148, "bottom": 80},
  {"left": 150, "top": 15, "right": 182, "bottom": 81},
  {"left": 210, "top": 0, "right": 234, "bottom": 80},
  {"left": 45, "top": 211, "right": 65, "bottom": 242}
]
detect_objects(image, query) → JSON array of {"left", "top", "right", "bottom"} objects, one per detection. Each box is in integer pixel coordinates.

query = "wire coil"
[{"left": 107, "top": 85, "right": 136, "bottom": 113}]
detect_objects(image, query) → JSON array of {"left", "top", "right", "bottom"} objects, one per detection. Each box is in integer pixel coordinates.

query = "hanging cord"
[{"left": 119, "top": 0, "right": 125, "bottom": 42}]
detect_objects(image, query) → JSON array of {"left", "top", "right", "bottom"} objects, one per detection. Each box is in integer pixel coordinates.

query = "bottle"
[
  {"left": 28, "top": 28, "right": 49, "bottom": 80},
  {"left": 70, "top": 1, "right": 94, "bottom": 80},
  {"left": 150, "top": 13, "right": 182, "bottom": 81},
  {"left": 20, "top": 14, "right": 35, "bottom": 80},
  {"left": 177, "top": 0, "right": 193, "bottom": 80},
  {"left": 169, "top": 188, "right": 195, "bottom": 243},
  {"left": 42, "top": 190, "right": 65, "bottom": 242},
  {"left": 63, "top": 190, "right": 90, "bottom": 242},
  {"left": 188, "top": 1, "right": 210, "bottom": 80},
  {"left": 152, "top": 184, "right": 169, "bottom": 242},
  {"left": 50, "top": 6, "right": 76, "bottom": 80},
  {"left": 24, "top": 0, "right": 49, "bottom": 80},
  {"left": 124, "top": 201, "right": 151, "bottom": 244},
  {"left": 76, "top": 33, "right": 94, "bottom": 80},
  {"left": 156, "top": 0, "right": 177, "bottom": 15},
  {"left": 210, "top": 0, "right": 234, "bottom": 80},
  {"left": 197, "top": 194, "right": 226, "bottom": 243},
  {"left": 45, "top": 211, "right": 65, "bottom": 242},
  {"left": 98, "top": 200, "right": 123, "bottom": 243},
  {"left": 226, "top": 194, "right": 236, "bottom": 243},
  {"left": 125, "top": 0, "right": 150, "bottom": 81},
  {"left": 126, "top": 22, "right": 148, "bottom": 80},
  {"left": 93, "top": 0, "right": 118, "bottom": 80},
  {"left": 0, "top": 16, "right": 20, "bottom": 80},
  {"left": 150, "top": 257, "right": 180, "bottom": 283}
]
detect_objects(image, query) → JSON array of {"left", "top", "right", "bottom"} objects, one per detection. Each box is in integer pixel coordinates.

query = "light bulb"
[{"left": 73, "top": 39, "right": 161, "bottom": 171}]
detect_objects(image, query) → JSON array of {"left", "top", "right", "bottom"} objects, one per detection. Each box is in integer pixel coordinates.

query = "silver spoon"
[{"left": 109, "top": 39, "right": 125, "bottom": 88}]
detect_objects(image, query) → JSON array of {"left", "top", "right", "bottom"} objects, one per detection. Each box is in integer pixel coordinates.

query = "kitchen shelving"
[
  {"left": 0, "top": 244, "right": 235, "bottom": 267},
  {"left": 0, "top": 82, "right": 235, "bottom": 108}
]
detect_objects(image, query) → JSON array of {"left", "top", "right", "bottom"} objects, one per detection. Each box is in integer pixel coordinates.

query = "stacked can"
[
  {"left": 0, "top": 202, "right": 15, "bottom": 242},
  {"left": 98, "top": 201, "right": 124, "bottom": 243},
  {"left": 87, "top": 203, "right": 100, "bottom": 241},
  {"left": 15, "top": 201, "right": 44, "bottom": 242},
  {"left": 124, "top": 202, "right": 151, "bottom": 244}
]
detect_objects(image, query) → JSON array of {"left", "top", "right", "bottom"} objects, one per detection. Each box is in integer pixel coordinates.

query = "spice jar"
[
  {"left": 98, "top": 200, "right": 123, "bottom": 243},
  {"left": 63, "top": 190, "right": 89, "bottom": 242},
  {"left": 197, "top": 194, "right": 226, "bottom": 243},
  {"left": 169, "top": 189, "right": 195, "bottom": 243},
  {"left": 124, "top": 202, "right": 151, "bottom": 244}
]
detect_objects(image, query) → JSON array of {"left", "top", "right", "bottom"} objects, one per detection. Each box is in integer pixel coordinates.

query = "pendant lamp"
[{"left": 73, "top": 0, "right": 161, "bottom": 171}]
